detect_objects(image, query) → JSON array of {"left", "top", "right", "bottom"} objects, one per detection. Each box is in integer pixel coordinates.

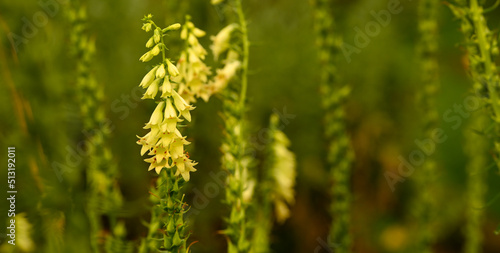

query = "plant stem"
[
  {"left": 235, "top": 0, "right": 249, "bottom": 111},
  {"left": 312, "top": 0, "right": 354, "bottom": 252},
  {"left": 412, "top": 0, "right": 440, "bottom": 252}
]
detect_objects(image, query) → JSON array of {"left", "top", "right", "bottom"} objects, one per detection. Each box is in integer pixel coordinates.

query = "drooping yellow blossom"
[{"left": 210, "top": 23, "right": 238, "bottom": 61}]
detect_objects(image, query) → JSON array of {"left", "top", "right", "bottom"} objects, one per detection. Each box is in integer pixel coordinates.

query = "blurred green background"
[{"left": 1, "top": 0, "right": 500, "bottom": 252}]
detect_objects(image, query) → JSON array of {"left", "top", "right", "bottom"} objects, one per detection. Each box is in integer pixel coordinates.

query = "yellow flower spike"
[
  {"left": 139, "top": 65, "right": 159, "bottom": 88},
  {"left": 156, "top": 64, "right": 166, "bottom": 78},
  {"left": 138, "top": 17, "right": 199, "bottom": 253}
]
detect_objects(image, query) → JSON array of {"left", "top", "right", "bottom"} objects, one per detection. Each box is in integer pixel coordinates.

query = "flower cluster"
[
  {"left": 269, "top": 118, "right": 296, "bottom": 223},
  {"left": 209, "top": 23, "right": 241, "bottom": 94},
  {"left": 172, "top": 17, "right": 212, "bottom": 103},
  {"left": 136, "top": 15, "right": 197, "bottom": 181}
]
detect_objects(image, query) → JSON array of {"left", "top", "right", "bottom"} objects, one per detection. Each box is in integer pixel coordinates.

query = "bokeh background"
[{"left": 1, "top": 0, "right": 500, "bottom": 252}]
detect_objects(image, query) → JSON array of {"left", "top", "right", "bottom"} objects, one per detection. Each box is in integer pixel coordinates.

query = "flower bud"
[
  {"left": 151, "top": 44, "right": 161, "bottom": 56},
  {"left": 163, "top": 23, "right": 181, "bottom": 33},
  {"left": 154, "top": 28, "right": 161, "bottom": 43},
  {"left": 139, "top": 66, "right": 159, "bottom": 88},
  {"left": 142, "top": 23, "right": 152, "bottom": 32},
  {"left": 193, "top": 28, "right": 206, "bottom": 37},
  {"left": 139, "top": 51, "right": 153, "bottom": 62},
  {"left": 146, "top": 37, "right": 154, "bottom": 48}
]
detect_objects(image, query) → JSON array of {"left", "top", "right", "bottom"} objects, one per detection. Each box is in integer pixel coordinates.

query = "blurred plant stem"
[
  {"left": 312, "top": 0, "right": 354, "bottom": 252},
  {"left": 410, "top": 0, "right": 441, "bottom": 252},
  {"left": 464, "top": 111, "right": 490, "bottom": 253},
  {"left": 217, "top": 0, "right": 254, "bottom": 252},
  {"left": 448, "top": 0, "right": 500, "bottom": 250},
  {"left": 68, "top": 1, "right": 130, "bottom": 252}
]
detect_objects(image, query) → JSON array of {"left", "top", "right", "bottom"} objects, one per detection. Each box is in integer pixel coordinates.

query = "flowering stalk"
[
  {"left": 136, "top": 15, "right": 202, "bottom": 253},
  {"left": 173, "top": 15, "right": 212, "bottom": 103},
  {"left": 447, "top": 0, "right": 500, "bottom": 163},
  {"left": 447, "top": 0, "right": 500, "bottom": 249},
  {"left": 312, "top": 0, "right": 354, "bottom": 251},
  {"left": 68, "top": 2, "right": 131, "bottom": 252},
  {"left": 211, "top": 0, "right": 253, "bottom": 252},
  {"left": 252, "top": 114, "right": 296, "bottom": 253},
  {"left": 464, "top": 111, "right": 490, "bottom": 253},
  {"left": 410, "top": 0, "right": 441, "bottom": 252}
]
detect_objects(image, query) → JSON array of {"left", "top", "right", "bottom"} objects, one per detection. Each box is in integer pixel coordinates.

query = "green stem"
[
  {"left": 235, "top": 0, "right": 249, "bottom": 110},
  {"left": 470, "top": 0, "right": 500, "bottom": 120}
]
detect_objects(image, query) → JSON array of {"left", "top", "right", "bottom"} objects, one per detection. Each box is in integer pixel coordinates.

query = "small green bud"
[
  {"left": 142, "top": 23, "right": 152, "bottom": 32},
  {"left": 172, "top": 230, "right": 182, "bottom": 246},
  {"left": 167, "top": 217, "right": 175, "bottom": 234},
  {"left": 163, "top": 233, "right": 172, "bottom": 249},
  {"left": 167, "top": 197, "right": 174, "bottom": 210}
]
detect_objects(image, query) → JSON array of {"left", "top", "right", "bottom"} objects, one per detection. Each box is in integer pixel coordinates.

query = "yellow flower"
[
  {"left": 211, "top": 23, "right": 238, "bottom": 60},
  {"left": 145, "top": 101, "right": 165, "bottom": 127},
  {"left": 167, "top": 59, "right": 180, "bottom": 77},
  {"left": 156, "top": 64, "right": 166, "bottom": 78},
  {"left": 139, "top": 65, "right": 159, "bottom": 88},
  {"left": 142, "top": 78, "right": 161, "bottom": 99}
]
